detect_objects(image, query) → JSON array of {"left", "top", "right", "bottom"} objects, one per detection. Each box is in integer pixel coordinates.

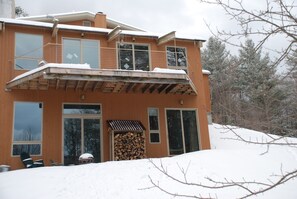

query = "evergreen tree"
[
  {"left": 237, "top": 39, "right": 284, "bottom": 133},
  {"left": 201, "top": 37, "right": 234, "bottom": 124}
]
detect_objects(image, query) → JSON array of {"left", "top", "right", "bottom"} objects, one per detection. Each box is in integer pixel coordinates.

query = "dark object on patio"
[{"left": 20, "top": 152, "right": 44, "bottom": 168}]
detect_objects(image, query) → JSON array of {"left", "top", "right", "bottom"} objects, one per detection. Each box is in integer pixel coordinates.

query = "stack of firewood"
[{"left": 114, "top": 132, "right": 146, "bottom": 161}]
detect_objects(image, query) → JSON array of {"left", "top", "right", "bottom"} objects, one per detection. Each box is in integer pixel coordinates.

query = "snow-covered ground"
[{"left": 0, "top": 124, "right": 296, "bottom": 199}]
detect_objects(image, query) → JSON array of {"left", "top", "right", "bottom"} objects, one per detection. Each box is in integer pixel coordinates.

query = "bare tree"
[{"left": 200, "top": 0, "right": 297, "bottom": 67}]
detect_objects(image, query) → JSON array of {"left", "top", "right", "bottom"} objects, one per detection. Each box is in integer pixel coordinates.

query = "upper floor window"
[
  {"left": 166, "top": 46, "right": 187, "bottom": 72},
  {"left": 83, "top": 21, "right": 92, "bottom": 27},
  {"left": 63, "top": 38, "right": 99, "bottom": 69},
  {"left": 118, "top": 43, "right": 150, "bottom": 71},
  {"left": 12, "top": 102, "right": 43, "bottom": 156},
  {"left": 15, "top": 33, "right": 43, "bottom": 70}
]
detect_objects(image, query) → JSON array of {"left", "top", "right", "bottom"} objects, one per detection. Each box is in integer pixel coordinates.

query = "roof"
[
  {"left": 6, "top": 63, "right": 198, "bottom": 95},
  {"left": 0, "top": 11, "right": 206, "bottom": 42},
  {"left": 107, "top": 120, "right": 145, "bottom": 132},
  {"left": 17, "top": 11, "right": 146, "bottom": 32}
]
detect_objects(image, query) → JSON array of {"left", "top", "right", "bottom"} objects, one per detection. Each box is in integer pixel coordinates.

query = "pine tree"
[
  {"left": 237, "top": 39, "right": 284, "bottom": 133},
  {"left": 201, "top": 37, "right": 235, "bottom": 124}
]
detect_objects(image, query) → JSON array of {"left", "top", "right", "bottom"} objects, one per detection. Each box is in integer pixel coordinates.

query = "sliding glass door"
[{"left": 166, "top": 109, "right": 199, "bottom": 155}]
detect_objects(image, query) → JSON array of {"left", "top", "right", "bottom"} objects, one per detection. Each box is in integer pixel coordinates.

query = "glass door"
[{"left": 63, "top": 104, "right": 101, "bottom": 165}]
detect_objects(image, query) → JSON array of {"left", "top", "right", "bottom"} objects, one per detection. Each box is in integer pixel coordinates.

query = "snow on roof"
[
  {"left": 18, "top": 11, "right": 145, "bottom": 32},
  {"left": 9, "top": 63, "right": 91, "bottom": 82},
  {"left": 153, "top": 67, "right": 186, "bottom": 74},
  {"left": 202, "top": 70, "right": 211, "bottom": 75},
  {"left": 1, "top": 13, "right": 205, "bottom": 41}
]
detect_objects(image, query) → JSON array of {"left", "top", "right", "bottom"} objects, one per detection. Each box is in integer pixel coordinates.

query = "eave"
[{"left": 6, "top": 65, "right": 197, "bottom": 95}]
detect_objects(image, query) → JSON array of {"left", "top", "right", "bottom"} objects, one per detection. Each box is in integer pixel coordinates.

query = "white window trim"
[
  {"left": 148, "top": 107, "right": 161, "bottom": 144},
  {"left": 61, "top": 103, "right": 103, "bottom": 164},
  {"left": 11, "top": 101, "right": 43, "bottom": 157},
  {"left": 117, "top": 42, "right": 151, "bottom": 71},
  {"left": 166, "top": 46, "right": 188, "bottom": 70},
  {"left": 62, "top": 37, "right": 100, "bottom": 69},
  {"left": 165, "top": 108, "right": 200, "bottom": 156}
]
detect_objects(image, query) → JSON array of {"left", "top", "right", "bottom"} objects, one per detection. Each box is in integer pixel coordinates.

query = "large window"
[
  {"left": 63, "top": 104, "right": 101, "bottom": 165},
  {"left": 12, "top": 102, "right": 43, "bottom": 156},
  {"left": 118, "top": 43, "right": 150, "bottom": 71},
  {"left": 63, "top": 39, "right": 99, "bottom": 69},
  {"left": 166, "top": 109, "right": 199, "bottom": 155},
  {"left": 15, "top": 33, "right": 43, "bottom": 70},
  {"left": 166, "top": 46, "right": 187, "bottom": 72},
  {"left": 148, "top": 108, "right": 160, "bottom": 143}
]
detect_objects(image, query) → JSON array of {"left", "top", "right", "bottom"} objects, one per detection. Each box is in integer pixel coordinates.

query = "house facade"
[{"left": 0, "top": 11, "right": 211, "bottom": 170}]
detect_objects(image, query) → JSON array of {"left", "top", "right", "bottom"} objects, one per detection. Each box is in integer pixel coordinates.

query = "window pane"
[
  {"left": 13, "top": 102, "right": 42, "bottom": 142},
  {"left": 63, "top": 104, "right": 101, "bottom": 114},
  {"left": 119, "top": 43, "right": 132, "bottom": 49},
  {"left": 134, "top": 45, "right": 148, "bottom": 51},
  {"left": 135, "top": 50, "right": 149, "bottom": 71},
  {"left": 119, "top": 49, "right": 133, "bottom": 70},
  {"left": 166, "top": 47, "right": 176, "bottom": 66},
  {"left": 84, "top": 119, "right": 100, "bottom": 163},
  {"left": 82, "top": 40, "right": 99, "bottom": 69},
  {"left": 150, "top": 133, "right": 160, "bottom": 143},
  {"left": 15, "top": 59, "right": 40, "bottom": 70},
  {"left": 149, "top": 108, "right": 159, "bottom": 130},
  {"left": 64, "top": 118, "right": 81, "bottom": 165},
  {"left": 166, "top": 110, "right": 184, "bottom": 155},
  {"left": 182, "top": 111, "right": 199, "bottom": 152},
  {"left": 15, "top": 33, "right": 43, "bottom": 70},
  {"left": 176, "top": 48, "right": 187, "bottom": 67},
  {"left": 13, "top": 144, "right": 41, "bottom": 156},
  {"left": 63, "top": 39, "right": 81, "bottom": 64}
]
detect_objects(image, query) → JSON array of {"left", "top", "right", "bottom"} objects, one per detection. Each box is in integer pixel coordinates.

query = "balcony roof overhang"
[{"left": 6, "top": 64, "right": 197, "bottom": 95}]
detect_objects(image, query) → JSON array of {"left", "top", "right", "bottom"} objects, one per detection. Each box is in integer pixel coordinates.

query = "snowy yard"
[{"left": 0, "top": 124, "right": 296, "bottom": 199}]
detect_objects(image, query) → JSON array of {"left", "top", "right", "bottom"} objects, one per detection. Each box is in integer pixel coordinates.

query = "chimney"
[
  {"left": 94, "top": 12, "right": 107, "bottom": 28},
  {"left": 0, "top": 0, "right": 15, "bottom": 18}
]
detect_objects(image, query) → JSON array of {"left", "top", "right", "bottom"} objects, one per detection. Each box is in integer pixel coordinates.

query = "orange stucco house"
[{"left": 0, "top": 11, "right": 211, "bottom": 170}]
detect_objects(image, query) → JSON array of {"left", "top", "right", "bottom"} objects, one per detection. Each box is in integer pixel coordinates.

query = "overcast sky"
[{"left": 14, "top": 0, "right": 289, "bottom": 72}]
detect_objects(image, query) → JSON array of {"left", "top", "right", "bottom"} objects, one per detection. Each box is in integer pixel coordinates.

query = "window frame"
[
  {"left": 165, "top": 108, "right": 200, "bottom": 156},
  {"left": 62, "top": 37, "right": 100, "bottom": 69},
  {"left": 11, "top": 101, "right": 43, "bottom": 156},
  {"left": 14, "top": 32, "right": 43, "bottom": 70},
  {"left": 148, "top": 107, "right": 161, "bottom": 144},
  {"left": 166, "top": 46, "right": 188, "bottom": 72},
  {"left": 117, "top": 42, "right": 151, "bottom": 71}
]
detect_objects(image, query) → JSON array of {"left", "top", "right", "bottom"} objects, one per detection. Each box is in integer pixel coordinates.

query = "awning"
[
  {"left": 6, "top": 64, "right": 197, "bottom": 95},
  {"left": 107, "top": 120, "right": 145, "bottom": 132}
]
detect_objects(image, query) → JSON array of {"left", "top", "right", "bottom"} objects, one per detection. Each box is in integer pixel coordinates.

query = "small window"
[
  {"left": 63, "top": 38, "right": 99, "bottom": 69},
  {"left": 166, "top": 46, "right": 187, "bottom": 72},
  {"left": 118, "top": 43, "right": 150, "bottom": 71},
  {"left": 12, "top": 102, "right": 43, "bottom": 156},
  {"left": 15, "top": 33, "right": 43, "bottom": 70},
  {"left": 148, "top": 108, "right": 160, "bottom": 143},
  {"left": 83, "top": 21, "right": 92, "bottom": 27}
]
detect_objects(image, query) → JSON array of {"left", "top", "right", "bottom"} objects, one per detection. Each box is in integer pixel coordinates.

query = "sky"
[{"left": 14, "top": 0, "right": 289, "bottom": 72}]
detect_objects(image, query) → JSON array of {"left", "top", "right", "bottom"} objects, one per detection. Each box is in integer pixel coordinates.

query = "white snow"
[
  {"left": 0, "top": 124, "right": 296, "bottom": 199},
  {"left": 153, "top": 67, "right": 186, "bottom": 74},
  {"left": 202, "top": 69, "right": 211, "bottom": 75},
  {"left": 8, "top": 63, "right": 91, "bottom": 82}
]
